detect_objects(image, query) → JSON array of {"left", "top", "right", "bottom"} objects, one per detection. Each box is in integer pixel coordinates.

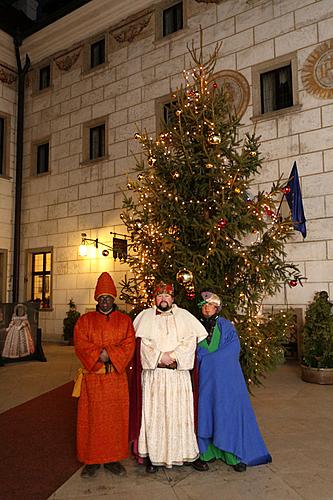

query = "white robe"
[{"left": 134, "top": 304, "right": 207, "bottom": 467}]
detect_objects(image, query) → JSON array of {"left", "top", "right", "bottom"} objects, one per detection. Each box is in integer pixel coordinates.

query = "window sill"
[
  {"left": 80, "top": 155, "right": 109, "bottom": 167},
  {"left": 32, "top": 171, "right": 50, "bottom": 178},
  {"left": 154, "top": 25, "right": 189, "bottom": 47},
  {"left": 32, "top": 86, "right": 53, "bottom": 97},
  {"left": 251, "top": 104, "right": 302, "bottom": 122},
  {"left": 82, "top": 61, "right": 108, "bottom": 77}
]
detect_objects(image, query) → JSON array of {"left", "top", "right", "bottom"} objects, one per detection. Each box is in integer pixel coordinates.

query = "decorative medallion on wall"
[
  {"left": 0, "top": 63, "right": 17, "bottom": 86},
  {"left": 54, "top": 45, "right": 82, "bottom": 72},
  {"left": 111, "top": 9, "right": 153, "bottom": 44},
  {"left": 302, "top": 39, "right": 333, "bottom": 99},
  {"left": 212, "top": 70, "right": 250, "bottom": 118}
]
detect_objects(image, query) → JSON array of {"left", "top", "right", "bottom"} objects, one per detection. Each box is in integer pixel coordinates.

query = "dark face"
[{"left": 97, "top": 295, "right": 114, "bottom": 314}]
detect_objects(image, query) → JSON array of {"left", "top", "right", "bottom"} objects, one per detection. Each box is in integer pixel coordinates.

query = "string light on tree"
[{"left": 120, "top": 31, "right": 301, "bottom": 387}]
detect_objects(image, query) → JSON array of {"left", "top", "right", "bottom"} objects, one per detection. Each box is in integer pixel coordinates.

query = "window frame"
[
  {"left": 155, "top": 95, "right": 178, "bottom": 133},
  {"left": 27, "top": 248, "right": 53, "bottom": 310},
  {"left": 84, "top": 32, "right": 108, "bottom": 73},
  {"left": 155, "top": 0, "right": 186, "bottom": 41},
  {"left": 0, "top": 248, "right": 8, "bottom": 303},
  {"left": 32, "top": 60, "right": 53, "bottom": 95},
  {"left": 32, "top": 138, "right": 50, "bottom": 176},
  {"left": 82, "top": 116, "right": 108, "bottom": 164},
  {"left": 39, "top": 64, "right": 51, "bottom": 91},
  {"left": 251, "top": 52, "right": 300, "bottom": 121},
  {"left": 0, "top": 112, "right": 11, "bottom": 178}
]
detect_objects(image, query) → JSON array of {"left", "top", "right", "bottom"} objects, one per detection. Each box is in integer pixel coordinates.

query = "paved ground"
[{"left": 1, "top": 344, "right": 333, "bottom": 499}]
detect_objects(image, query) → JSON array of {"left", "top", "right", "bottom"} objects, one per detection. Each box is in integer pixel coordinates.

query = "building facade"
[{"left": 0, "top": 0, "right": 333, "bottom": 339}]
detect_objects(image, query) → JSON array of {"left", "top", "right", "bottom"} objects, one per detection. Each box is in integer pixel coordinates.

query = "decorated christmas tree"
[{"left": 120, "top": 34, "right": 299, "bottom": 387}]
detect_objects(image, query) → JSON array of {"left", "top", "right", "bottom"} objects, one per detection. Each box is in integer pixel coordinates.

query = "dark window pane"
[
  {"left": 89, "top": 124, "right": 105, "bottom": 160},
  {"left": 0, "top": 117, "right": 4, "bottom": 176},
  {"left": 39, "top": 65, "right": 50, "bottom": 90},
  {"left": 163, "top": 2, "right": 183, "bottom": 37},
  {"left": 260, "top": 64, "right": 292, "bottom": 114},
  {"left": 163, "top": 101, "right": 177, "bottom": 126},
  {"left": 91, "top": 39, "right": 105, "bottom": 68},
  {"left": 37, "top": 143, "right": 49, "bottom": 174}
]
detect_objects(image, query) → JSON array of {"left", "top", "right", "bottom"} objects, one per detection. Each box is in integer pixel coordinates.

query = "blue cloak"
[{"left": 197, "top": 317, "right": 272, "bottom": 466}]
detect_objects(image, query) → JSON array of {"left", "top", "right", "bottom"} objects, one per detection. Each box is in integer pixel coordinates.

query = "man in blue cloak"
[{"left": 196, "top": 291, "right": 272, "bottom": 472}]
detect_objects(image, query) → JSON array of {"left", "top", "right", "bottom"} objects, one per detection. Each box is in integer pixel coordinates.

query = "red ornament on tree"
[
  {"left": 264, "top": 207, "right": 275, "bottom": 218},
  {"left": 213, "top": 82, "right": 218, "bottom": 89},
  {"left": 217, "top": 218, "right": 228, "bottom": 228},
  {"left": 186, "top": 291, "right": 196, "bottom": 300},
  {"left": 289, "top": 279, "right": 298, "bottom": 287},
  {"left": 281, "top": 186, "right": 291, "bottom": 195}
]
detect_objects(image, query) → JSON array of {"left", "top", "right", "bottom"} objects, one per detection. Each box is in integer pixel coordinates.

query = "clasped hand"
[
  {"left": 99, "top": 348, "right": 109, "bottom": 363},
  {"left": 160, "top": 352, "right": 175, "bottom": 365}
]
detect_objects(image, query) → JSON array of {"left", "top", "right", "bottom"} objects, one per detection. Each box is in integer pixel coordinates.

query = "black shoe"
[
  {"left": 191, "top": 458, "right": 209, "bottom": 472},
  {"left": 233, "top": 462, "right": 247, "bottom": 472},
  {"left": 80, "top": 464, "right": 100, "bottom": 478},
  {"left": 146, "top": 458, "right": 158, "bottom": 473},
  {"left": 104, "top": 461, "right": 126, "bottom": 476}
]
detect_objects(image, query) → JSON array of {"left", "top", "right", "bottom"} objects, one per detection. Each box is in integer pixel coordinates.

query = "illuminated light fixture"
[
  {"left": 79, "top": 233, "right": 98, "bottom": 257},
  {"left": 79, "top": 231, "right": 133, "bottom": 261}
]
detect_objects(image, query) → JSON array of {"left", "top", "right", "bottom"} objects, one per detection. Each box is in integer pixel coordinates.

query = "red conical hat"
[{"left": 94, "top": 272, "right": 117, "bottom": 300}]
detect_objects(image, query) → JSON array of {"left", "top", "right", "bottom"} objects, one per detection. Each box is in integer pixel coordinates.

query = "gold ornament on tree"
[
  {"left": 208, "top": 133, "right": 222, "bottom": 145},
  {"left": 176, "top": 269, "right": 193, "bottom": 284}
]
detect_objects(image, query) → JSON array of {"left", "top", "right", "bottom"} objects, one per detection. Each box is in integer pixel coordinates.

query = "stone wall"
[
  {"left": 17, "top": 0, "right": 333, "bottom": 339},
  {"left": 0, "top": 30, "right": 16, "bottom": 302}
]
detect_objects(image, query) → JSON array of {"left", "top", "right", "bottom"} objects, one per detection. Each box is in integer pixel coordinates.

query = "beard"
[{"left": 157, "top": 300, "right": 172, "bottom": 312}]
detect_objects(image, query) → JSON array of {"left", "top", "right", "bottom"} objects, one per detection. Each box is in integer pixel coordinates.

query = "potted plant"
[
  {"left": 301, "top": 291, "right": 333, "bottom": 384},
  {"left": 63, "top": 299, "right": 80, "bottom": 345}
]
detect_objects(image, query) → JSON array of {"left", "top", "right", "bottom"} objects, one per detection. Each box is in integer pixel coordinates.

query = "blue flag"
[{"left": 285, "top": 161, "right": 306, "bottom": 238}]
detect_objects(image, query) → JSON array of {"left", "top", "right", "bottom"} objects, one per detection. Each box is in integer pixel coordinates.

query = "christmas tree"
[
  {"left": 302, "top": 291, "right": 333, "bottom": 369},
  {"left": 120, "top": 34, "right": 299, "bottom": 387}
]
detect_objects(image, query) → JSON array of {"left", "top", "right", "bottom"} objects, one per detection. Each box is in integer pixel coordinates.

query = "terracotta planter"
[{"left": 301, "top": 364, "right": 333, "bottom": 385}]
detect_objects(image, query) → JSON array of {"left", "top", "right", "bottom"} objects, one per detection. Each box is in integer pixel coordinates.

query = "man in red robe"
[{"left": 73, "top": 272, "right": 135, "bottom": 478}]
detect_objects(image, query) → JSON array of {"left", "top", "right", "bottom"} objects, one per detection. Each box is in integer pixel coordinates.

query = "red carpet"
[{"left": 0, "top": 382, "right": 80, "bottom": 500}]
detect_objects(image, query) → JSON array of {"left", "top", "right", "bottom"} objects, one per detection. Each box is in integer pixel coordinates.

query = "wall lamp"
[{"left": 79, "top": 232, "right": 130, "bottom": 261}]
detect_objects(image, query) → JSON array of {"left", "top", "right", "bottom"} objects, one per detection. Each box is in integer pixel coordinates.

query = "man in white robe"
[{"left": 133, "top": 281, "right": 208, "bottom": 472}]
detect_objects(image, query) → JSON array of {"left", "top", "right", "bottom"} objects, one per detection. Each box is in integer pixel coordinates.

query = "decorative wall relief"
[
  {"left": 111, "top": 9, "right": 153, "bottom": 44},
  {"left": 212, "top": 70, "right": 250, "bottom": 118},
  {"left": 54, "top": 45, "right": 82, "bottom": 72},
  {"left": 0, "top": 63, "right": 17, "bottom": 86},
  {"left": 302, "top": 40, "right": 333, "bottom": 99}
]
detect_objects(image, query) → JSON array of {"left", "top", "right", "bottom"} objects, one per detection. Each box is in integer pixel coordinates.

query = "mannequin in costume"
[
  {"left": 2, "top": 303, "right": 34, "bottom": 359},
  {"left": 197, "top": 291, "right": 272, "bottom": 472},
  {"left": 73, "top": 272, "right": 135, "bottom": 478},
  {"left": 133, "top": 282, "right": 208, "bottom": 473}
]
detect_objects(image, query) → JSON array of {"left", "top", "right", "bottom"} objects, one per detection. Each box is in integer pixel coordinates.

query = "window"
[
  {"left": 0, "top": 117, "right": 4, "bottom": 176},
  {"left": 36, "top": 142, "right": 49, "bottom": 174},
  {"left": 163, "top": 100, "right": 177, "bottom": 126},
  {"left": 83, "top": 117, "right": 108, "bottom": 163},
  {"left": 0, "top": 113, "right": 10, "bottom": 177},
  {"left": 90, "top": 39, "right": 105, "bottom": 68},
  {"left": 252, "top": 53, "right": 299, "bottom": 119},
  {"left": 39, "top": 65, "right": 50, "bottom": 90},
  {"left": 90, "top": 124, "right": 105, "bottom": 160},
  {"left": 0, "top": 249, "right": 7, "bottom": 302},
  {"left": 163, "top": 2, "right": 183, "bottom": 36},
  {"left": 260, "top": 65, "right": 292, "bottom": 114},
  {"left": 85, "top": 34, "right": 108, "bottom": 72},
  {"left": 31, "top": 251, "right": 51, "bottom": 309}
]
